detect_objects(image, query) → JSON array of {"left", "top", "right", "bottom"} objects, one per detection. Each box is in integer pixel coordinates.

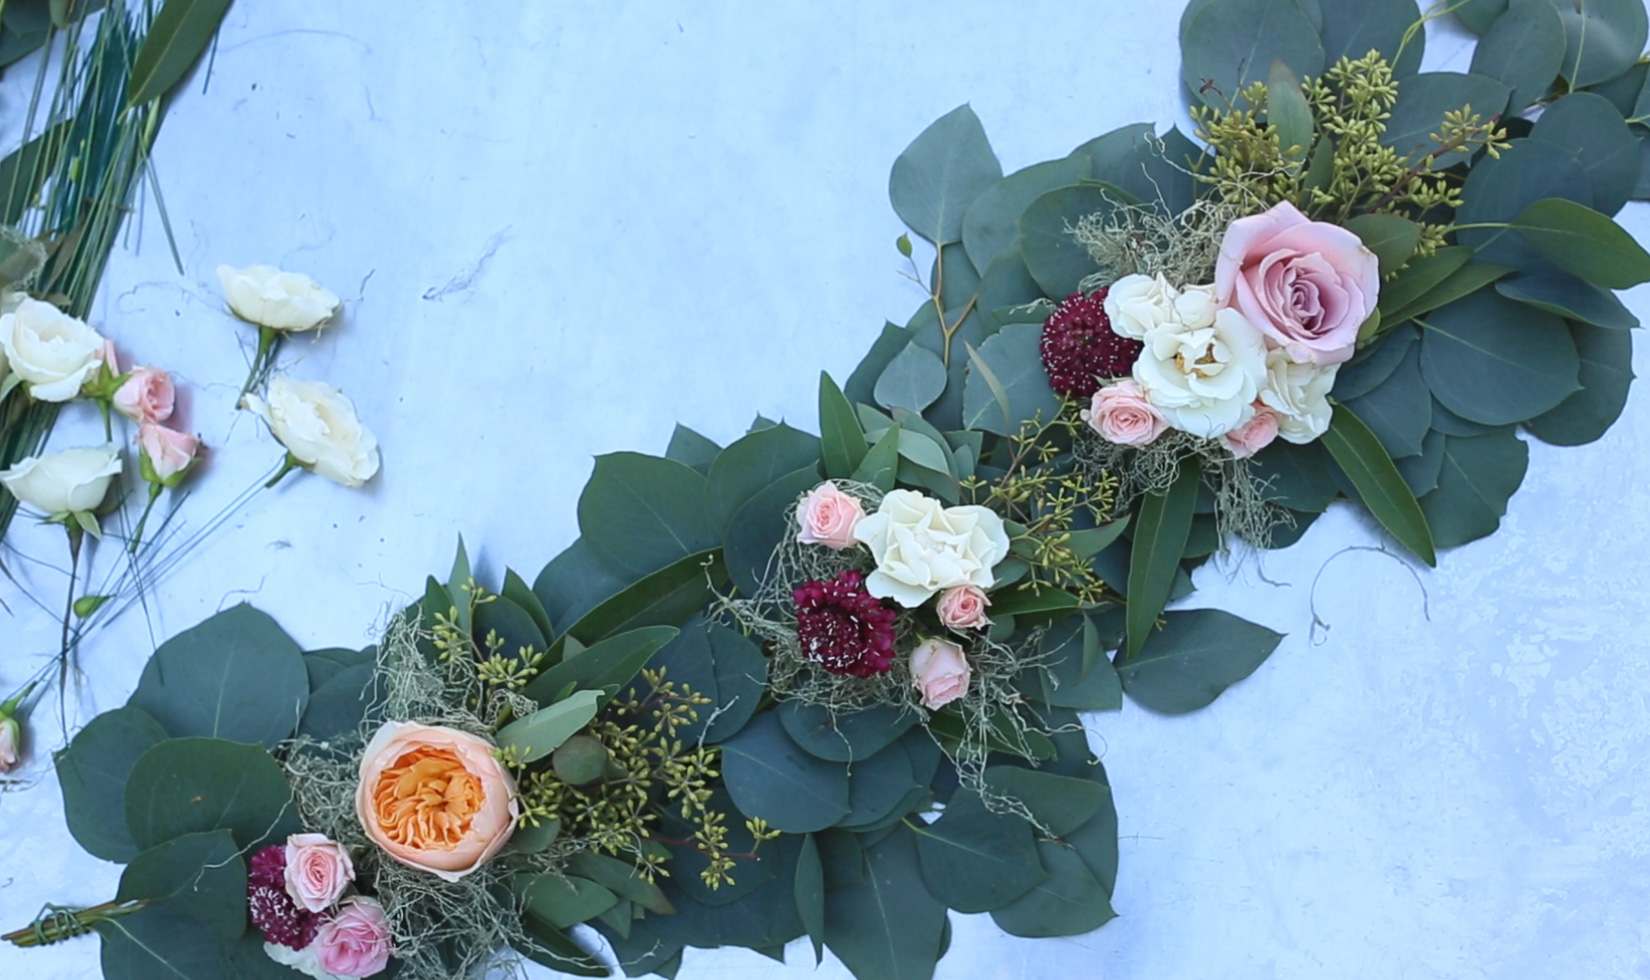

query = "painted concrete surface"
[{"left": 1, "top": 3, "right": 1647, "bottom": 978}]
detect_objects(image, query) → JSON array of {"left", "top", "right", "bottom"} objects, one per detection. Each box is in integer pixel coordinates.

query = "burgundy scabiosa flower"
[
  {"left": 248, "top": 844, "right": 321, "bottom": 950},
  {"left": 1039, "top": 288, "right": 1144, "bottom": 397},
  {"left": 793, "top": 569, "right": 899, "bottom": 677}
]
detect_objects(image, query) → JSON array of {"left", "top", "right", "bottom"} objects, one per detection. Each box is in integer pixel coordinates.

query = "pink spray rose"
[
  {"left": 1214, "top": 200, "right": 1379, "bottom": 366},
  {"left": 1081, "top": 380, "right": 1167, "bottom": 446},
  {"left": 113, "top": 366, "right": 175, "bottom": 424},
  {"left": 909, "top": 637, "right": 971, "bottom": 710},
  {"left": 314, "top": 897, "right": 392, "bottom": 978},
  {"left": 96, "top": 339, "right": 119, "bottom": 374},
  {"left": 795, "top": 481, "right": 865, "bottom": 550},
  {"left": 137, "top": 423, "right": 200, "bottom": 486},
  {"left": 935, "top": 584, "right": 992, "bottom": 632},
  {"left": 1223, "top": 404, "right": 1281, "bottom": 459},
  {"left": 284, "top": 834, "right": 356, "bottom": 914}
]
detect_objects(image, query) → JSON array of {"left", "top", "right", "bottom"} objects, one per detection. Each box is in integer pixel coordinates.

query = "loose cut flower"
[
  {"left": 112, "top": 366, "right": 175, "bottom": 424},
  {"left": 0, "top": 444, "right": 122, "bottom": 516},
  {"left": 793, "top": 569, "right": 899, "bottom": 677},
  {"left": 218, "top": 264, "right": 341, "bottom": 333},
  {"left": 244, "top": 375, "right": 381, "bottom": 489},
  {"left": 1039, "top": 288, "right": 1144, "bottom": 397},
  {"left": 0, "top": 298, "right": 106, "bottom": 402},
  {"left": 354, "top": 721, "right": 518, "bottom": 883}
]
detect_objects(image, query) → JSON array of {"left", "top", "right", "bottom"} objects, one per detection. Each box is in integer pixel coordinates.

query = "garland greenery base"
[{"left": 16, "top": 0, "right": 1650, "bottom": 977}]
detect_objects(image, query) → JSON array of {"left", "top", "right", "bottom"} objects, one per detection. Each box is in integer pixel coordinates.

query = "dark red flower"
[
  {"left": 793, "top": 570, "right": 899, "bottom": 677},
  {"left": 1039, "top": 288, "right": 1143, "bottom": 397},
  {"left": 248, "top": 844, "right": 320, "bottom": 950}
]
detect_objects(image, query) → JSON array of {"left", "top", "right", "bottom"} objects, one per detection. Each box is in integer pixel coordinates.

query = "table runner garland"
[{"left": 11, "top": 0, "right": 1650, "bottom": 977}]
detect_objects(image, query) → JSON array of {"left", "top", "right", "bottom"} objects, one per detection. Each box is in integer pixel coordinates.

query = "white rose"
[
  {"left": 243, "top": 376, "right": 380, "bottom": 488},
  {"left": 262, "top": 941, "right": 345, "bottom": 980},
  {"left": 1103, "top": 273, "right": 1180, "bottom": 340},
  {"left": 1258, "top": 348, "right": 1338, "bottom": 444},
  {"left": 217, "top": 264, "right": 340, "bottom": 332},
  {"left": 1172, "top": 283, "right": 1218, "bottom": 329},
  {"left": 0, "top": 298, "right": 106, "bottom": 402},
  {"left": 851, "top": 489, "right": 1011, "bottom": 607},
  {"left": 0, "top": 444, "right": 121, "bottom": 515},
  {"left": 1134, "top": 307, "right": 1268, "bottom": 438}
]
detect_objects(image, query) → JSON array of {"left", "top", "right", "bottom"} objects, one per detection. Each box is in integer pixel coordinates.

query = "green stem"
[
  {"left": 265, "top": 452, "right": 302, "bottom": 489},
  {"left": 57, "top": 523, "right": 82, "bottom": 726},
  {"left": 127, "top": 481, "right": 161, "bottom": 554},
  {"left": 2, "top": 899, "right": 147, "bottom": 947}
]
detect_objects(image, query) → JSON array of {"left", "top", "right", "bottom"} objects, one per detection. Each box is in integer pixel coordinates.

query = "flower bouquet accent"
[{"left": 16, "top": 0, "right": 1650, "bottom": 978}]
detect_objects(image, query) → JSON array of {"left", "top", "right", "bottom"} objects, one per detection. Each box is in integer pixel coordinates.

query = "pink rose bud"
[
  {"left": 1081, "top": 380, "right": 1168, "bottom": 446},
  {"left": 284, "top": 833, "right": 356, "bottom": 914},
  {"left": 315, "top": 897, "right": 393, "bottom": 978},
  {"left": 137, "top": 423, "right": 201, "bottom": 487},
  {"left": 1214, "top": 200, "right": 1379, "bottom": 366},
  {"left": 795, "top": 481, "right": 866, "bottom": 550},
  {"left": 96, "top": 339, "right": 120, "bottom": 374},
  {"left": 1223, "top": 404, "right": 1281, "bottom": 459},
  {"left": 112, "top": 366, "right": 176, "bottom": 424},
  {"left": 909, "top": 637, "right": 971, "bottom": 710},
  {"left": 0, "top": 716, "right": 18, "bottom": 773},
  {"left": 935, "top": 584, "right": 992, "bottom": 632}
]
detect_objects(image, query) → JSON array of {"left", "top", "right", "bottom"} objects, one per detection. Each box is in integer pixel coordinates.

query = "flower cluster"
[
  {"left": 1069, "top": 200, "right": 1372, "bottom": 459},
  {"left": 791, "top": 481, "right": 1013, "bottom": 707},
  {"left": 0, "top": 298, "right": 200, "bottom": 530},
  {"left": 248, "top": 835, "right": 390, "bottom": 979},
  {"left": 220, "top": 263, "right": 380, "bottom": 489}
]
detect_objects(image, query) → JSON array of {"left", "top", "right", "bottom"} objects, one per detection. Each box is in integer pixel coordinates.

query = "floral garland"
[{"left": 11, "top": 0, "right": 1650, "bottom": 978}]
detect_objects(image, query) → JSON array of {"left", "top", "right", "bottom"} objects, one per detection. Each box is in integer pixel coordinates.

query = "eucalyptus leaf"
[
  {"left": 1417, "top": 289, "right": 1580, "bottom": 424},
  {"left": 1115, "top": 609, "right": 1284, "bottom": 714},
  {"left": 797, "top": 834, "right": 826, "bottom": 964},
  {"left": 705, "top": 423, "right": 822, "bottom": 534},
  {"left": 1335, "top": 324, "right": 1416, "bottom": 401},
  {"left": 912, "top": 787, "right": 1046, "bottom": 912},
  {"left": 720, "top": 712, "right": 850, "bottom": 833},
  {"left": 1345, "top": 213, "right": 1420, "bottom": 276},
  {"left": 724, "top": 465, "right": 826, "bottom": 596},
  {"left": 1180, "top": 0, "right": 1325, "bottom": 109},
  {"left": 889, "top": 104, "right": 1003, "bottom": 246},
  {"left": 1249, "top": 438, "right": 1340, "bottom": 513},
  {"left": 1525, "top": 320, "right": 1634, "bottom": 446},
  {"left": 57, "top": 705, "right": 170, "bottom": 862},
  {"left": 1454, "top": 0, "right": 1508, "bottom": 34},
  {"left": 1509, "top": 198, "right": 1650, "bottom": 289},
  {"left": 1470, "top": 0, "right": 1566, "bottom": 113},
  {"left": 496, "top": 689, "right": 601, "bottom": 763},
  {"left": 962, "top": 322, "right": 1061, "bottom": 436},
  {"left": 1495, "top": 272, "right": 1637, "bottom": 328},
  {"left": 874, "top": 342, "right": 949, "bottom": 415},
  {"left": 962, "top": 156, "right": 1090, "bottom": 273},
  {"left": 1456, "top": 138, "right": 1591, "bottom": 271},
  {"left": 1019, "top": 183, "right": 1118, "bottom": 298},
  {"left": 1529, "top": 92, "right": 1642, "bottom": 215},
  {"left": 521, "top": 626, "right": 677, "bottom": 707},
  {"left": 852, "top": 424, "right": 901, "bottom": 491},
  {"left": 1418, "top": 429, "right": 1530, "bottom": 548},
  {"left": 1318, "top": 0, "right": 1424, "bottom": 76},
  {"left": 983, "top": 766, "right": 1109, "bottom": 837},
  {"left": 1342, "top": 340, "right": 1431, "bottom": 458},
  {"left": 533, "top": 538, "right": 628, "bottom": 639},
  {"left": 825, "top": 827, "right": 946, "bottom": 980},
  {"left": 115, "top": 831, "right": 245, "bottom": 939},
  {"left": 1555, "top": 0, "right": 1647, "bottom": 89},
  {"left": 1376, "top": 246, "right": 1472, "bottom": 321},
  {"left": 520, "top": 874, "right": 618, "bottom": 930},
  {"left": 569, "top": 851, "right": 676, "bottom": 916},
  {"left": 846, "top": 322, "right": 914, "bottom": 406},
  {"left": 1382, "top": 72, "right": 1511, "bottom": 166},
  {"left": 578, "top": 453, "right": 717, "bottom": 579},
  {"left": 989, "top": 840, "right": 1117, "bottom": 938},
  {"left": 664, "top": 423, "right": 721, "bottom": 474},
  {"left": 128, "top": 604, "right": 308, "bottom": 750},
  {"left": 560, "top": 548, "right": 722, "bottom": 647},
  {"left": 778, "top": 701, "right": 918, "bottom": 763},
  {"left": 124, "top": 737, "right": 298, "bottom": 852}
]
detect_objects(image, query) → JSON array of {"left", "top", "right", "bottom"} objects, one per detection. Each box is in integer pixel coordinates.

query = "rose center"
[{"left": 372, "top": 746, "right": 485, "bottom": 851}]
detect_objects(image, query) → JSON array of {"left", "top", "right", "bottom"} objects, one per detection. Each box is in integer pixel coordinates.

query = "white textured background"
[{"left": 2, "top": 2, "right": 1648, "bottom": 978}]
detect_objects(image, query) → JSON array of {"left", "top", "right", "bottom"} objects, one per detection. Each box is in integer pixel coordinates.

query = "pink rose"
[
  {"left": 935, "top": 585, "right": 991, "bottom": 632},
  {"left": 355, "top": 721, "right": 518, "bottom": 882},
  {"left": 314, "top": 897, "right": 392, "bottom": 978},
  {"left": 1223, "top": 404, "right": 1280, "bottom": 459},
  {"left": 113, "top": 366, "right": 175, "bottom": 424},
  {"left": 96, "top": 339, "right": 119, "bottom": 374},
  {"left": 1214, "top": 201, "right": 1378, "bottom": 366},
  {"left": 137, "top": 423, "right": 200, "bottom": 486},
  {"left": 1081, "top": 380, "right": 1167, "bottom": 446},
  {"left": 283, "top": 834, "right": 355, "bottom": 914},
  {"left": 909, "top": 637, "right": 970, "bottom": 710},
  {"left": 795, "top": 481, "right": 865, "bottom": 550}
]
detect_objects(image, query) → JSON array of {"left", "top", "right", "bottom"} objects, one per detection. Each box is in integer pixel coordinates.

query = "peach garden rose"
[{"left": 355, "top": 721, "right": 518, "bottom": 883}]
